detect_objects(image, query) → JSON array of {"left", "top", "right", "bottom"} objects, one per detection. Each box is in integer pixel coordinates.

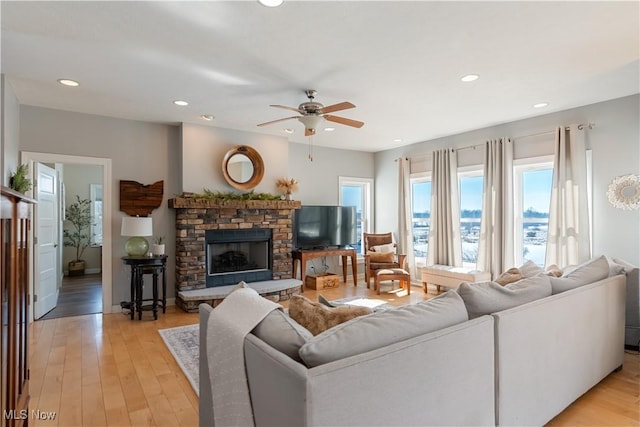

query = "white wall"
[
  {"left": 62, "top": 163, "right": 103, "bottom": 273},
  {"left": 19, "top": 106, "right": 181, "bottom": 306},
  {"left": 1, "top": 75, "right": 20, "bottom": 186},
  {"left": 375, "top": 94, "right": 640, "bottom": 268}
]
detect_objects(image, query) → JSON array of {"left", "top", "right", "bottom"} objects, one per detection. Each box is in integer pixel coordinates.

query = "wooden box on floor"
[{"left": 305, "top": 273, "right": 340, "bottom": 290}]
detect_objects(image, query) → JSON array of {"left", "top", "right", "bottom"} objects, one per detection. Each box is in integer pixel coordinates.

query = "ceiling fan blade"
[
  {"left": 305, "top": 128, "right": 316, "bottom": 136},
  {"left": 257, "top": 116, "right": 300, "bottom": 127},
  {"left": 320, "top": 101, "right": 355, "bottom": 114},
  {"left": 270, "top": 104, "right": 303, "bottom": 114},
  {"left": 324, "top": 115, "right": 365, "bottom": 128}
]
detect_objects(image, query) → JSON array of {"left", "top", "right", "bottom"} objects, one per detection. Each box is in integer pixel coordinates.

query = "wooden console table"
[{"left": 292, "top": 248, "right": 358, "bottom": 286}]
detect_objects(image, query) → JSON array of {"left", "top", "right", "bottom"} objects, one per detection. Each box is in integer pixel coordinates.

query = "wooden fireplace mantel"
[{"left": 168, "top": 197, "right": 301, "bottom": 210}]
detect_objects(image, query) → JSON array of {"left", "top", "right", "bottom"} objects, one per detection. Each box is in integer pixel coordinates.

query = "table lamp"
[{"left": 121, "top": 216, "right": 153, "bottom": 256}]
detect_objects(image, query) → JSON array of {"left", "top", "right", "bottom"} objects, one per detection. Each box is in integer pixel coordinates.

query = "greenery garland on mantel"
[{"left": 193, "top": 189, "right": 282, "bottom": 201}]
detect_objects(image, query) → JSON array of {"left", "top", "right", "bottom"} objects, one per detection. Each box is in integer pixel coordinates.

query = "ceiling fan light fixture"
[
  {"left": 298, "top": 115, "right": 324, "bottom": 131},
  {"left": 258, "top": 0, "right": 284, "bottom": 7}
]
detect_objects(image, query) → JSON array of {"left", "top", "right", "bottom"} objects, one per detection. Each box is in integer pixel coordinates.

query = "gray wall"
[
  {"left": 1, "top": 75, "right": 20, "bottom": 186},
  {"left": 375, "top": 94, "right": 640, "bottom": 268},
  {"left": 20, "top": 106, "right": 180, "bottom": 306}
]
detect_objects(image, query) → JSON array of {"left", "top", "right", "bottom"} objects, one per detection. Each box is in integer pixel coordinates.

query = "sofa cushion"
[
  {"left": 288, "top": 295, "right": 373, "bottom": 336},
  {"left": 298, "top": 290, "right": 468, "bottom": 368},
  {"left": 458, "top": 275, "right": 552, "bottom": 319},
  {"left": 371, "top": 243, "right": 395, "bottom": 253},
  {"left": 549, "top": 255, "right": 618, "bottom": 294},
  {"left": 251, "top": 309, "right": 313, "bottom": 362}
]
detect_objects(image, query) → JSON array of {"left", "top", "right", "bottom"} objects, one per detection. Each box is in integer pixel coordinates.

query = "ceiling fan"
[{"left": 257, "top": 89, "right": 364, "bottom": 136}]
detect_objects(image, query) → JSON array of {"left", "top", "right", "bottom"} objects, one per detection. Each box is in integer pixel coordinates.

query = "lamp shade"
[{"left": 121, "top": 216, "right": 153, "bottom": 237}]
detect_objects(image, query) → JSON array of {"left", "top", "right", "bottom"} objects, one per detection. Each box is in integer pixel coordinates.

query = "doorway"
[{"left": 21, "top": 152, "right": 113, "bottom": 322}]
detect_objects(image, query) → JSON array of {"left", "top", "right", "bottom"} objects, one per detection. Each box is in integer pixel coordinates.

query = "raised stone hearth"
[
  {"left": 169, "top": 197, "right": 302, "bottom": 310},
  {"left": 177, "top": 278, "right": 303, "bottom": 312}
]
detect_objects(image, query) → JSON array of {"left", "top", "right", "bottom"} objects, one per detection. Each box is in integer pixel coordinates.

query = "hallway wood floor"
[
  {"left": 40, "top": 274, "right": 102, "bottom": 320},
  {"left": 28, "top": 281, "right": 639, "bottom": 426}
]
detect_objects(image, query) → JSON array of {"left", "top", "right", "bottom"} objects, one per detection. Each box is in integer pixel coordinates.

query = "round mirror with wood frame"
[{"left": 222, "top": 145, "right": 265, "bottom": 190}]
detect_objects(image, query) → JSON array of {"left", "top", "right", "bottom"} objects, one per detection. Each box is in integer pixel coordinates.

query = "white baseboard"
[{"left": 110, "top": 297, "right": 175, "bottom": 315}]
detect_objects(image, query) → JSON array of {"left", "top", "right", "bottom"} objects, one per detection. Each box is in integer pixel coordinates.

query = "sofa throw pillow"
[
  {"left": 457, "top": 275, "right": 552, "bottom": 319},
  {"left": 288, "top": 295, "right": 373, "bottom": 336},
  {"left": 367, "top": 251, "right": 395, "bottom": 263},
  {"left": 251, "top": 309, "right": 313, "bottom": 362},
  {"left": 549, "top": 255, "right": 613, "bottom": 295},
  {"left": 299, "top": 291, "right": 469, "bottom": 368},
  {"left": 495, "top": 267, "right": 523, "bottom": 286},
  {"left": 545, "top": 264, "right": 563, "bottom": 277},
  {"left": 519, "top": 260, "right": 544, "bottom": 278}
]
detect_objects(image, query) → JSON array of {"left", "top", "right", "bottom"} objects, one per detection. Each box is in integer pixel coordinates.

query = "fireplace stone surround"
[{"left": 169, "top": 196, "right": 302, "bottom": 311}]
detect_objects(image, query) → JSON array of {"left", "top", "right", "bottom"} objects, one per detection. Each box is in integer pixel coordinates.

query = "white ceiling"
[{"left": 2, "top": 1, "right": 638, "bottom": 152}]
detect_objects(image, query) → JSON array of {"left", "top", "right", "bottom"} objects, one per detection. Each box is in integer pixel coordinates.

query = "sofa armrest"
[
  {"left": 493, "top": 275, "right": 626, "bottom": 426},
  {"left": 199, "top": 304, "right": 214, "bottom": 427}
]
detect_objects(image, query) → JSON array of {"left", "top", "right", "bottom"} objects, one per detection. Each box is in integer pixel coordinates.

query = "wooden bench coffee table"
[{"left": 421, "top": 265, "right": 491, "bottom": 293}]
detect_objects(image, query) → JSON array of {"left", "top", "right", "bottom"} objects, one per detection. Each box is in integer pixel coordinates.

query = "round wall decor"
[{"left": 606, "top": 174, "right": 640, "bottom": 210}]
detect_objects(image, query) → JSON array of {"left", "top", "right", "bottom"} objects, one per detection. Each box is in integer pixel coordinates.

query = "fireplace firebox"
[{"left": 205, "top": 229, "right": 272, "bottom": 287}]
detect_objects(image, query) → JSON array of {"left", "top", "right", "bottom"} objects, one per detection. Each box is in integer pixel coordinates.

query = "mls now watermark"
[{"left": 4, "top": 409, "right": 57, "bottom": 421}]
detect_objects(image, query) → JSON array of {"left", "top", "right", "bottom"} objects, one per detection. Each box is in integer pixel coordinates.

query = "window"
[
  {"left": 339, "top": 177, "right": 373, "bottom": 254},
  {"left": 514, "top": 157, "right": 553, "bottom": 266},
  {"left": 410, "top": 174, "right": 431, "bottom": 269},
  {"left": 458, "top": 168, "right": 483, "bottom": 268}
]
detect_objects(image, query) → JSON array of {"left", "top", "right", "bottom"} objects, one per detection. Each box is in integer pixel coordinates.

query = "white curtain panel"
[
  {"left": 397, "top": 157, "right": 415, "bottom": 276},
  {"left": 545, "top": 125, "right": 591, "bottom": 267},
  {"left": 477, "top": 138, "right": 514, "bottom": 278},
  {"left": 427, "top": 149, "right": 462, "bottom": 267}
]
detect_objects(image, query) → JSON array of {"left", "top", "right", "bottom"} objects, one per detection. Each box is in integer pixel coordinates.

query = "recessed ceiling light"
[
  {"left": 533, "top": 102, "right": 549, "bottom": 108},
  {"left": 57, "top": 79, "right": 79, "bottom": 87},
  {"left": 461, "top": 74, "right": 479, "bottom": 82},
  {"left": 258, "top": 0, "right": 284, "bottom": 7},
  {"left": 200, "top": 115, "right": 214, "bottom": 121},
  {"left": 324, "top": 127, "right": 335, "bottom": 132},
  {"left": 284, "top": 128, "right": 294, "bottom": 134},
  {"left": 173, "top": 100, "right": 189, "bottom": 106},
  {"left": 393, "top": 138, "right": 403, "bottom": 143}
]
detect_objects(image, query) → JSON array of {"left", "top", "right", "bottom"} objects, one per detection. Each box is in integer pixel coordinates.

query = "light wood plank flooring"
[{"left": 28, "top": 280, "right": 639, "bottom": 426}]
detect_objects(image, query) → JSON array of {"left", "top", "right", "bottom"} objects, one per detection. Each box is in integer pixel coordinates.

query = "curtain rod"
[{"left": 398, "top": 122, "right": 596, "bottom": 160}]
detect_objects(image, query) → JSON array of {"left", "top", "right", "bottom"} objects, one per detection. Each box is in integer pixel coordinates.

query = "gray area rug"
[{"left": 159, "top": 324, "right": 199, "bottom": 395}]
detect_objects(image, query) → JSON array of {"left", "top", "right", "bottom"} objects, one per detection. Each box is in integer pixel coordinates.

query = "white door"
[{"left": 34, "top": 163, "right": 60, "bottom": 319}]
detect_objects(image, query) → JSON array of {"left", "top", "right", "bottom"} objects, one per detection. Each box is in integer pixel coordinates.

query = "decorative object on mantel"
[
  {"left": 9, "top": 163, "right": 32, "bottom": 194},
  {"left": 276, "top": 177, "right": 298, "bottom": 200},
  {"left": 119, "top": 180, "right": 163, "bottom": 216},
  {"left": 64, "top": 196, "right": 93, "bottom": 276},
  {"left": 121, "top": 216, "right": 153, "bottom": 256},
  {"left": 193, "top": 189, "right": 281, "bottom": 201},
  {"left": 607, "top": 174, "right": 640, "bottom": 210}
]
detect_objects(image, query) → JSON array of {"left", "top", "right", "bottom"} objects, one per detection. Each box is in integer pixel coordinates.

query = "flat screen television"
[{"left": 293, "top": 205, "right": 357, "bottom": 250}]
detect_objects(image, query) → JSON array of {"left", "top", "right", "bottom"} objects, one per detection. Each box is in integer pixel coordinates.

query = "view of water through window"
[
  {"left": 459, "top": 175, "right": 483, "bottom": 267},
  {"left": 521, "top": 168, "right": 553, "bottom": 266}
]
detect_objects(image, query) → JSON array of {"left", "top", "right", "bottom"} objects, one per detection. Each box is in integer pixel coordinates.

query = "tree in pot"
[{"left": 63, "top": 195, "right": 93, "bottom": 276}]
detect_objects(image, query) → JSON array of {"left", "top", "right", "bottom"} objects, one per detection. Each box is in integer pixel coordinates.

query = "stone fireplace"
[{"left": 169, "top": 196, "right": 301, "bottom": 310}]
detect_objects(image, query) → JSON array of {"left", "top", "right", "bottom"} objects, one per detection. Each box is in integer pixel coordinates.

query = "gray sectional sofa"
[{"left": 200, "top": 257, "right": 628, "bottom": 427}]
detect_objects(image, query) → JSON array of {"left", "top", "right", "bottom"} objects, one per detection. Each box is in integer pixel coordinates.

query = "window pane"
[
  {"left": 411, "top": 181, "right": 431, "bottom": 268},
  {"left": 460, "top": 176, "right": 483, "bottom": 268},
  {"left": 341, "top": 185, "right": 363, "bottom": 253},
  {"left": 522, "top": 169, "right": 552, "bottom": 266}
]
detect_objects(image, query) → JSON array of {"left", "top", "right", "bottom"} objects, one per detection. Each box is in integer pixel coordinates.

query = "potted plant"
[
  {"left": 63, "top": 196, "right": 93, "bottom": 276},
  {"left": 152, "top": 236, "right": 165, "bottom": 256},
  {"left": 9, "top": 163, "right": 32, "bottom": 194}
]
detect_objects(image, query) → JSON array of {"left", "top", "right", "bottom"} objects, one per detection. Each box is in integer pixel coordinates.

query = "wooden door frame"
[{"left": 21, "top": 152, "right": 113, "bottom": 321}]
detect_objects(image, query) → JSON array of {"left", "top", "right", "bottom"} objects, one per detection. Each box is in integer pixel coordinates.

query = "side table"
[{"left": 121, "top": 255, "right": 167, "bottom": 320}]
